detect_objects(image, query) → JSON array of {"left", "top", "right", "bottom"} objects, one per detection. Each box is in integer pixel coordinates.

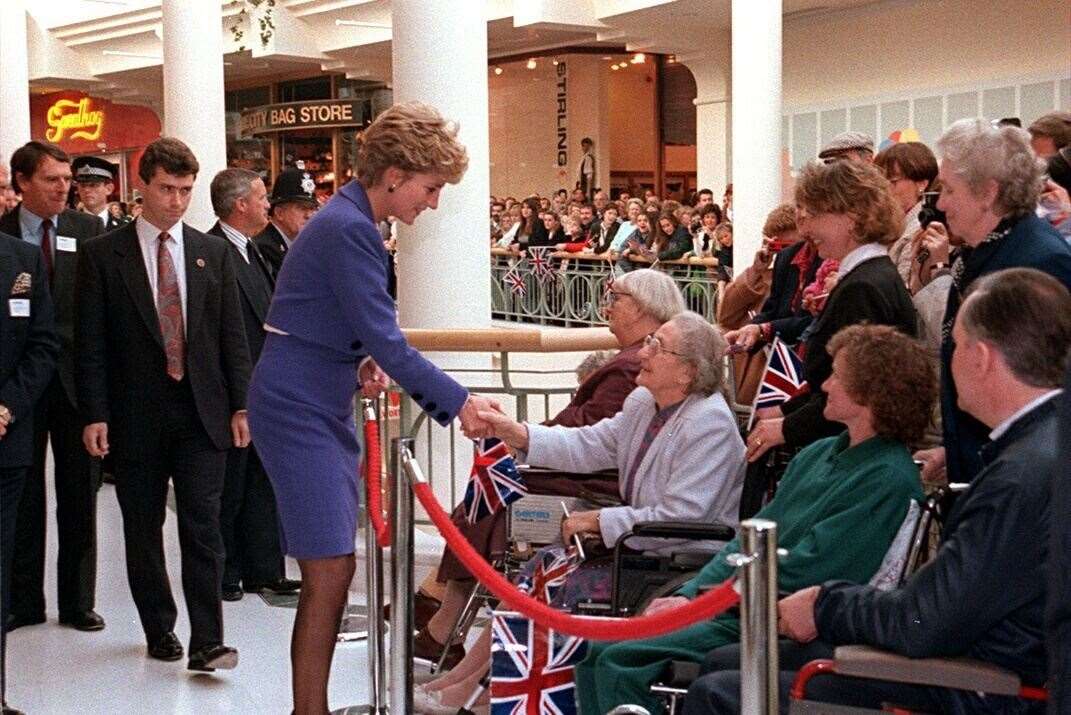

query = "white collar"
[
  {"left": 837, "top": 242, "right": 888, "bottom": 277},
  {"left": 136, "top": 215, "right": 183, "bottom": 243},
  {"left": 988, "top": 389, "right": 1062, "bottom": 441}
]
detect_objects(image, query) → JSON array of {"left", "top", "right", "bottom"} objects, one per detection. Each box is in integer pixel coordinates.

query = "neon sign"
[{"left": 45, "top": 98, "right": 105, "bottom": 143}]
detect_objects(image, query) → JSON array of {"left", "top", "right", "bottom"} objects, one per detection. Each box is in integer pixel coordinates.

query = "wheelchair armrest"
[
  {"left": 629, "top": 521, "right": 735, "bottom": 542},
  {"left": 832, "top": 645, "right": 1022, "bottom": 696}
]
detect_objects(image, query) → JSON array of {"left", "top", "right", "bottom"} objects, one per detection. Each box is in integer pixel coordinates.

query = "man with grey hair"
[
  {"left": 206, "top": 169, "right": 298, "bottom": 602},
  {"left": 909, "top": 117, "right": 1071, "bottom": 483}
]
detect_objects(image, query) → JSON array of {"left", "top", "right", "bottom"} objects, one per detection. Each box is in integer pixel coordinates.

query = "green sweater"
[{"left": 678, "top": 433, "right": 923, "bottom": 598}]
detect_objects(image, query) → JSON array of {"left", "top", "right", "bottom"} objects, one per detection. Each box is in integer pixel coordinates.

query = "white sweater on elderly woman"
[{"left": 523, "top": 387, "right": 745, "bottom": 555}]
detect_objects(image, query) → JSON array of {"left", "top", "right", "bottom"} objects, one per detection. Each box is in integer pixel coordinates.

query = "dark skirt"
[{"left": 437, "top": 471, "right": 619, "bottom": 582}]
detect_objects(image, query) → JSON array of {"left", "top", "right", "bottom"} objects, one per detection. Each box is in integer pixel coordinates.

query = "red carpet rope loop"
[
  {"left": 411, "top": 482, "right": 740, "bottom": 641},
  {"left": 363, "top": 416, "right": 390, "bottom": 547}
]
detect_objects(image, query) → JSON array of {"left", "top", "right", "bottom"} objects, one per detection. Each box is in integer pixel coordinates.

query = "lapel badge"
[
  {"left": 11, "top": 272, "right": 31, "bottom": 295},
  {"left": 196, "top": 258, "right": 206, "bottom": 268}
]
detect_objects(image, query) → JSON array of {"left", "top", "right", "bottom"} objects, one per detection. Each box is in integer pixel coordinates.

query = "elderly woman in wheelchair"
[
  {"left": 414, "top": 311, "right": 747, "bottom": 713},
  {"left": 577, "top": 324, "right": 937, "bottom": 715}
]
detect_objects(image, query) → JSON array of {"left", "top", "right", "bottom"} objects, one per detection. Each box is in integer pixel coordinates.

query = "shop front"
[
  {"left": 29, "top": 91, "right": 161, "bottom": 202},
  {"left": 237, "top": 95, "right": 372, "bottom": 201}
]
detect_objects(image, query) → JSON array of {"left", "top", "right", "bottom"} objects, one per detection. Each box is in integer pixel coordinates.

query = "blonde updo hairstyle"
[{"left": 356, "top": 101, "right": 469, "bottom": 187}]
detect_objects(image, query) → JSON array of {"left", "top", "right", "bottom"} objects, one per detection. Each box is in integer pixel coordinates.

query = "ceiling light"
[
  {"left": 526, "top": 58, "right": 537, "bottom": 70},
  {"left": 630, "top": 53, "right": 646, "bottom": 64},
  {"left": 493, "top": 66, "right": 503, "bottom": 75},
  {"left": 611, "top": 64, "right": 620, "bottom": 70},
  {"left": 334, "top": 19, "right": 391, "bottom": 29},
  {"left": 551, "top": 59, "right": 559, "bottom": 66},
  {"left": 600, "top": 56, "right": 612, "bottom": 60}
]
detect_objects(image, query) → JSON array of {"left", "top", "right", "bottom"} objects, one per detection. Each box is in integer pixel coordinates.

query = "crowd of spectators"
[{"left": 412, "top": 111, "right": 1071, "bottom": 715}]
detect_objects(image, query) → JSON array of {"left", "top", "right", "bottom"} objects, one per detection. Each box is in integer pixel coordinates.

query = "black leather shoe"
[
  {"left": 5, "top": 612, "right": 45, "bottom": 632},
  {"left": 147, "top": 632, "right": 184, "bottom": 661},
  {"left": 188, "top": 644, "right": 238, "bottom": 672},
  {"left": 244, "top": 578, "right": 302, "bottom": 595},
  {"left": 222, "top": 584, "right": 244, "bottom": 602},
  {"left": 59, "top": 609, "right": 105, "bottom": 631}
]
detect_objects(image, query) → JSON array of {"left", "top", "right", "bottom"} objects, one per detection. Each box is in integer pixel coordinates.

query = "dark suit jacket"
[
  {"left": 1050, "top": 370, "right": 1071, "bottom": 713},
  {"left": 781, "top": 255, "right": 917, "bottom": 450},
  {"left": 0, "top": 233, "right": 60, "bottom": 468},
  {"left": 253, "top": 222, "right": 288, "bottom": 277},
  {"left": 207, "top": 222, "right": 273, "bottom": 364},
  {"left": 75, "top": 221, "right": 251, "bottom": 456},
  {"left": 817, "top": 398, "right": 1057, "bottom": 711},
  {"left": 940, "top": 212, "right": 1071, "bottom": 482},
  {"left": 0, "top": 206, "right": 104, "bottom": 406},
  {"left": 751, "top": 239, "right": 819, "bottom": 345}
]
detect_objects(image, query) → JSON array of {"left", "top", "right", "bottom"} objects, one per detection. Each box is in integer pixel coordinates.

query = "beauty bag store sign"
[{"left": 240, "top": 100, "right": 363, "bottom": 136}]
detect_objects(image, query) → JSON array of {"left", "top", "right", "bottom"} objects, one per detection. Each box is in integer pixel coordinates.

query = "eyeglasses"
[
  {"left": 644, "top": 333, "right": 687, "bottom": 358},
  {"left": 605, "top": 290, "right": 632, "bottom": 305}
]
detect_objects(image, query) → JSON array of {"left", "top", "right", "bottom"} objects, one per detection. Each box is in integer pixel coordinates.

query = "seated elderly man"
[
  {"left": 579, "top": 322, "right": 936, "bottom": 715},
  {"left": 414, "top": 312, "right": 746, "bottom": 713},
  {"left": 409, "top": 269, "right": 686, "bottom": 667},
  {"left": 686, "top": 268, "right": 1070, "bottom": 715}
]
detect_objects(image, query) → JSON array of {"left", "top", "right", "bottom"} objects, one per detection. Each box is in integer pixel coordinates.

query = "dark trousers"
[
  {"left": 11, "top": 379, "right": 97, "bottom": 618},
  {"left": 681, "top": 640, "right": 1036, "bottom": 715},
  {"left": 113, "top": 380, "right": 227, "bottom": 653},
  {"left": 1, "top": 467, "right": 27, "bottom": 703},
  {"left": 220, "top": 444, "right": 284, "bottom": 588}
]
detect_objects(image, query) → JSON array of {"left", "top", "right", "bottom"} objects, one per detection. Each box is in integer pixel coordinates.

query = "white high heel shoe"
[{"left": 412, "top": 684, "right": 459, "bottom": 715}]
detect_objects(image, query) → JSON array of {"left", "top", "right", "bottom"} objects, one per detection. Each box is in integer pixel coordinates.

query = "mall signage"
[
  {"left": 46, "top": 97, "right": 105, "bottom": 143},
  {"left": 240, "top": 99, "right": 364, "bottom": 136}
]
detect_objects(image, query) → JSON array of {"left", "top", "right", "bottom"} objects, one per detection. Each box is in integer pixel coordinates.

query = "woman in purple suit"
[{"left": 247, "top": 102, "right": 499, "bottom": 714}]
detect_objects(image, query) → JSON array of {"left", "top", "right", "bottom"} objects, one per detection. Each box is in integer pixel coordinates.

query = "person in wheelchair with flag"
[
  {"left": 577, "top": 323, "right": 937, "bottom": 715},
  {"left": 414, "top": 311, "right": 747, "bottom": 713}
]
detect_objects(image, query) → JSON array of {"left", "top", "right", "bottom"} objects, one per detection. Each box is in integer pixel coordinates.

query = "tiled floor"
[{"left": 6, "top": 481, "right": 449, "bottom": 714}]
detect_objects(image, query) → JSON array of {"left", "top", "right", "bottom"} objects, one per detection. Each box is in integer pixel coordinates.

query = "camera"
[{"left": 917, "top": 191, "right": 946, "bottom": 229}]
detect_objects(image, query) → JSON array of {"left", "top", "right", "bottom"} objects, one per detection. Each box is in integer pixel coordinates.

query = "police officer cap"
[
  {"left": 72, "top": 155, "right": 118, "bottom": 183},
  {"left": 818, "top": 131, "right": 875, "bottom": 159},
  {"left": 270, "top": 168, "right": 319, "bottom": 208}
]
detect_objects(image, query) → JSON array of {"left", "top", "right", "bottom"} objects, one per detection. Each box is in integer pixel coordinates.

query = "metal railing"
[{"left": 489, "top": 248, "right": 724, "bottom": 327}]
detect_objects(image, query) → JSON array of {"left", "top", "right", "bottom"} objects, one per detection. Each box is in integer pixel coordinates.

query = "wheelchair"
[{"left": 643, "top": 484, "right": 987, "bottom": 715}]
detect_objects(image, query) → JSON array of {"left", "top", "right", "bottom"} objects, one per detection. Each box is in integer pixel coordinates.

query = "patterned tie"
[
  {"left": 40, "top": 218, "right": 54, "bottom": 281},
  {"left": 156, "top": 232, "right": 186, "bottom": 381}
]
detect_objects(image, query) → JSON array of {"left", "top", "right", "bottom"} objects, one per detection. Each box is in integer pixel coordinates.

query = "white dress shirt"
[
  {"left": 136, "top": 216, "right": 188, "bottom": 330},
  {"left": 219, "top": 221, "right": 250, "bottom": 263},
  {"left": 837, "top": 241, "right": 889, "bottom": 278}
]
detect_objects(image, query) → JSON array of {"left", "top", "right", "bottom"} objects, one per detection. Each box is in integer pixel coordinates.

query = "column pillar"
[
  {"left": 391, "top": 1, "right": 492, "bottom": 507},
  {"left": 391, "top": 0, "right": 491, "bottom": 334},
  {"left": 0, "top": 0, "right": 31, "bottom": 164},
  {"left": 731, "top": 0, "right": 782, "bottom": 267},
  {"left": 681, "top": 42, "right": 731, "bottom": 202},
  {"left": 161, "top": 0, "right": 227, "bottom": 230}
]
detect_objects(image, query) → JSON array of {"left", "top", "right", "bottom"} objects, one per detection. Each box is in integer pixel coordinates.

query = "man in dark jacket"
[
  {"left": 1049, "top": 365, "right": 1071, "bottom": 714},
  {"left": 0, "top": 230, "right": 60, "bottom": 715},
  {"left": 252, "top": 168, "right": 318, "bottom": 276},
  {"left": 682, "top": 268, "right": 1069, "bottom": 715}
]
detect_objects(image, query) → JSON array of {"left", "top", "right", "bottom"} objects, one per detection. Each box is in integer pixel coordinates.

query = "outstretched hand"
[
  {"left": 458, "top": 394, "right": 506, "bottom": 440},
  {"left": 357, "top": 358, "right": 390, "bottom": 398}
]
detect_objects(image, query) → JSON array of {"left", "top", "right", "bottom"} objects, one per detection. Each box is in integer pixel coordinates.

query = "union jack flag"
[
  {"left": 749, "top": 337, "right": 809, "bottom": 430},
  {"left": 462, "top": 438, "right": 527, "bottom": 525},
  {"left": 516, "top": 546, "right": 581, "bottom": 605},
  {"left": 490, "top": 612, "right": 588, "bottom": 715},
  {"left": 504, "top": 266, "right": 527, "bottom": 296},
  {"left": 527, "top": 247, "right": 555, "bottom": 285}
]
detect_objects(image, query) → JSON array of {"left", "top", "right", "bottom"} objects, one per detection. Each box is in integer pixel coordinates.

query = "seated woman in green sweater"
[{"left": 576, "top": 323, "right": 937, "bottom": 715}]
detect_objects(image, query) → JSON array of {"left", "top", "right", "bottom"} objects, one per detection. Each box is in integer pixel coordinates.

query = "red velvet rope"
[
  {"left": 412, "top": 482, "right": 740, "bottom": 641},
  {"left": 363, "top": 415, "right": 390, "bottom": 547}
]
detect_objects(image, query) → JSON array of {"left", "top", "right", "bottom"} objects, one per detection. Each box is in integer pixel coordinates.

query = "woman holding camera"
[{"left": 874, "top": 142, "right": 939, "bottom": 287}]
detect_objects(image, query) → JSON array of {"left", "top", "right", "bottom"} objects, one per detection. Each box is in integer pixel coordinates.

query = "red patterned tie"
[
  {"left": 156, "top": 232, "right": 186, "bottom": 381},
  {"left": 40, "top": 219, "right": 54, "bottom": 281}
]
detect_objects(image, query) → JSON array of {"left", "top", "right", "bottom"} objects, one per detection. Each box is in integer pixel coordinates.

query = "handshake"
[{"left": 356, "top": 359, "right": 525, "bottom": 446}]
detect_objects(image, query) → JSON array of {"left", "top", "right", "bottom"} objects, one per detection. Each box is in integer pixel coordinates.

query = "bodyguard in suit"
[
  {"left": 0, "top": 230, "right": 60, "bottom": 715},
  {"left": 72, "top": 156, "right": 123, "bottom": 231},
  {"left": 2, "top": 141, "right": 105, "bottom": 633},
  {"left": 206, "top": 168, "right": 298, "bottom": 601},
  {"left": 76, "top": 138, "right": 251, "bottom": 672},
  {"left": 252, "top": 167, "right": 318, "bottom": 275}
]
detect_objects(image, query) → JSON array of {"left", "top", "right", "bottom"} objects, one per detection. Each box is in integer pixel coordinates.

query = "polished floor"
[{"left": 6, "top": 479, "right": 448, "bottom": 714}]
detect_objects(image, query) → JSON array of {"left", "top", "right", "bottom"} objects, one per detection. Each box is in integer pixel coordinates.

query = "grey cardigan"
[{"left": 524, "top": 387, "right": 745, "bottom": 554}]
